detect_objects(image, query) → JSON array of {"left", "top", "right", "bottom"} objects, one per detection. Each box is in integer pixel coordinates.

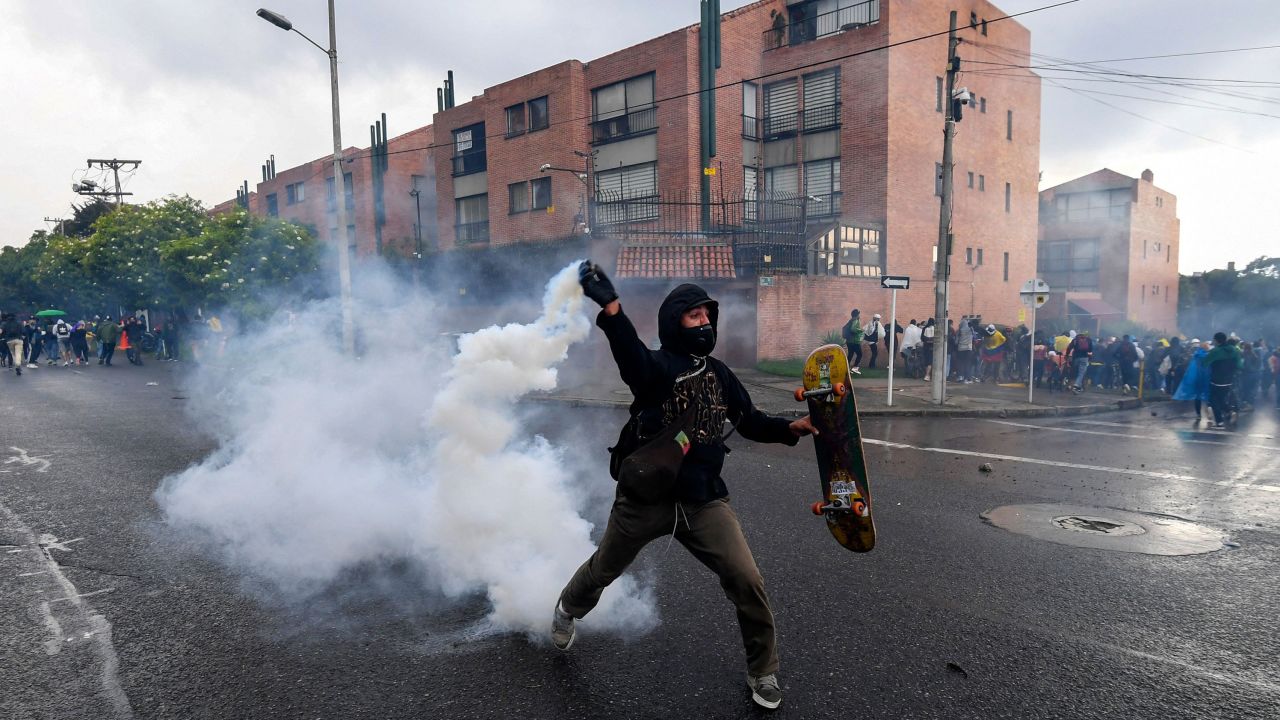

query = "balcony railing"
[
  {"left": 591, "top": 106, "right": 658, "bottom": 145},
  {"left": 760, "top": 104, "right": 841, "bottom": 139},
  {"left": 451, "top": 150, "right": 487, "bottom": 177},
  {"left": 764, "top": 0, "right": 880, "bottom": 51},
  {"left": 594, "top": 195, "right": 660, "bottom": 225},
  {"left": 742, "top": 115, "right": 760, "bottom": 140},
  {"left": 455, "top": 220, "right": 490, "bottom": 244},
  {"left": 806, "top": 191, "right": 843, "bottom": 217}
]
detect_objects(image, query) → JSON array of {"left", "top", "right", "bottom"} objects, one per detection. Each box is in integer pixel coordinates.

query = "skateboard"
[{"left": 794, "top": 344, "right": 876, "bottom": 552}]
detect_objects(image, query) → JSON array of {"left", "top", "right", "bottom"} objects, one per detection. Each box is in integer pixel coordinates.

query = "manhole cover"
[
  {"left": 981, "top": 504, "right": 1226, "bottom": 555},
  {"left": 1052, "top": 515, "right": 1145, "bottom": 537}
]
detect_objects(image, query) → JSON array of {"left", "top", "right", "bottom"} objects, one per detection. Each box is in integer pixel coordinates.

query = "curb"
[{"left": 530, "top": 394, "right": 1155, "bottom": 419}]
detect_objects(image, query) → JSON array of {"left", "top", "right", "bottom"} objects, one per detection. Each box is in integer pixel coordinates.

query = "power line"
[
  {"left": 278, "top": 0, "right": 1080, "bottom": 172},
  {"left": 963, "top": 42, "right": 1280, "bottom": 71}
]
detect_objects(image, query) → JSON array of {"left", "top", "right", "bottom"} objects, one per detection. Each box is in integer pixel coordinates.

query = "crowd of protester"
[
  {"left": 840, "top": 307, "right": 1278, "bottom": 427},
  {"left": 0, "top": 312, "right": 230, "bottom": 376}
]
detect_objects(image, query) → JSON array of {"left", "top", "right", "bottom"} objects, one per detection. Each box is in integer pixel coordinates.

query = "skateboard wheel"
[
  {"left": 810, "top": 501, "right": 826, "bottom": 516},
  {"left": 794, "top": 388, "right": 806, "bottom": 402},
  {"left": 833, "top": 382, "right": 847, "bottom": 397},
  {"left": 851, "top": 500, "right": 867, "bottom": 516}
]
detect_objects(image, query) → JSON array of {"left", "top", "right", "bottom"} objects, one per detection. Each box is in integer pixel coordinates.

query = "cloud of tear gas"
[{"left": 155, "top": 261, "right": 655, "bottom": 635}]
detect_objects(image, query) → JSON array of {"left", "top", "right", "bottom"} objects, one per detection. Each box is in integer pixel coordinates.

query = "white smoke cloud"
[{"left": 155, "top": 261, "right": 655, "bottom": 636}]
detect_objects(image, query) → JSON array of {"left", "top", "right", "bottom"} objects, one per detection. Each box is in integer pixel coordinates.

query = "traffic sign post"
[
  {"left": 1020, "top": 278, "right": 1050, "bottom": 404},
  {"left": 881, "top": 275, "right": 910, "bottom": 406}
]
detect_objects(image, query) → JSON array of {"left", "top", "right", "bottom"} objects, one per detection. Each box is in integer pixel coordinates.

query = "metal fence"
[
  {"left": 593, "top": 190, "right": 811, "bottom": 276},
  {"left": 763, "top": 0, "right": 880, "bottom": 51}
]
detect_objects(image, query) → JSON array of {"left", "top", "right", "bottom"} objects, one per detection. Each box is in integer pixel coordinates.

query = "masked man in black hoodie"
[{"left": 553, "top": 262, "right": 817, "bottom": 710}]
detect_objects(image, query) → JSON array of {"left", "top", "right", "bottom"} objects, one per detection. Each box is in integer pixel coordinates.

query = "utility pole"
[
  {"left": 77, "top": 159, "right": 140, "bottom": 206},
  {"left": 931, "top": 11, "right": 960, "bottom": 405}
]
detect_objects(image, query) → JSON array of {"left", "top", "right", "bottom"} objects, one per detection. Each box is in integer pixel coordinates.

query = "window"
[
  {"left": 813, "top": 224, "right": 881, "bottom": 277},
  {"left": 965, "top": 247, "right": 973, "bottom": 265},
  {"left": 1004, "top": 182, "right": 1011, "bottom": 212},
  {"left": 1141, "top": 285, "right": 1146, "bottom": 304},
  {"left": 594, "top": 162, "right": 658, "bottom": 224},
  {"left": 455, "top": 194, "right": 489, "bottom": 244},
  {"left": 978, "top": 174, "right": 985, "bottom": 192},
  {"left": 744, "top": 166, "right": 759, "bottom": 221},
  {"left": 980, "top": 97, "right": 987, "bottom": 113},
  {"left": 528, "top": 96, "right": 549, "bottom": 131},
  {"left": 936, "top": 77, "right": 943, "bottom": 113},
  {"left": 452, "top": 122, "right": 487, "bottom": 175},
  {"left": 981, "top": 18, "right": 988, "bottom": 35},
  {"left": 1007, "top": 110, "right": 1013, "bottom": 140},
  {"left": 765, "top": 165, "right": 798, "bottom": 196},
  {"left": 742, "top": 82, "right": 759, "bottom": 139},
  {"left": 505, "top": 104, "right": 527, "bottom": 137},
  {"left": 967, "top": 171, "right": 974, "bottom": 189},
  {"left": 1003, "top": 252, "right": 1009, "bottom": 281},
  {"left": 592, "top": 74, "right": 656, "bottom": 143},
  {"left": 265, "top": 193, "right": 279, "bottom": 217},
  {"left": 935, "top": 162, "right": 943, "bottom": 196},
  {"left": 1167, "top": 245, "right": 1171, "bottom": 263},
  {"left": 1037, "top": 238, "right": 1100, "bottom": 291},
  {"left": 1165, "top": 285, "right": 1169, "bottom": 302},
  {"left": 326, "top": 172, "right": 354, "bottom": 211},
  {"left": 508, "top": 181, "right": 529, "bottom": 214},
  {"left": 778, "top": 0, "right": 880, "bottom": 48},
  {"left": 531, "top": 176, "right": 552, "bottom": 210},
  {"left": 1053, "top": 189, "right": 1130, "bottom": 222},
  {"left": 802, "top": 68, "right": 840, "bottom": 130},
  {"left": 286, "top": 182, "right": 305, "bottom": 205},
  {"left": 764, "top": 79, "right": 799, "bottom": 136},
  {"left": 804, "top": 158, "right": 841, "bottom": 215},
  {"left": 977, "top": 248, "right": 984, "bottom": 266}
]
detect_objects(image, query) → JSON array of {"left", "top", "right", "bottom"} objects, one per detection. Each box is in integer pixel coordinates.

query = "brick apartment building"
[
  {"left": 1037, "top": 168, "right": 1180, "bottom": 334},
  {"left": 218, "top": 0, "right": 1041, "bottom": 363}
]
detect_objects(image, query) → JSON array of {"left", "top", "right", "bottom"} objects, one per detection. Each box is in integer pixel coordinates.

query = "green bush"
[{"left": 821, "top": 329, "right": 844, "bottom": 346}]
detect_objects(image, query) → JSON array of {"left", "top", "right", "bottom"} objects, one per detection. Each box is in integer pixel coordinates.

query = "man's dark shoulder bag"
[{"left": 608, "top": 405, "right": 696, "bottom": 504}]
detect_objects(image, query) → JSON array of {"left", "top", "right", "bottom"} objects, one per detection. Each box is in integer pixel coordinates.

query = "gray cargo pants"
[{"left": 558, "top": 492, "right": 778, "bottom": 676}]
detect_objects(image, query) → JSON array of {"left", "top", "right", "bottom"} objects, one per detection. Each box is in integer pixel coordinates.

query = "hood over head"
[{"left": 658, "top": 283, "right": 719, "bottom": 354}]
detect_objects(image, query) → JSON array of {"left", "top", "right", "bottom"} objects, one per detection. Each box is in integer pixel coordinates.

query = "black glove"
[{"left": 578, "top": 260, "right": 618, "bottom": 308}]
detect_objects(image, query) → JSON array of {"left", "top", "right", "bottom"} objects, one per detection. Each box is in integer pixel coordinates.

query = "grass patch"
[{"left": 756, "top": 358, "right": 891, "bottom": 379}]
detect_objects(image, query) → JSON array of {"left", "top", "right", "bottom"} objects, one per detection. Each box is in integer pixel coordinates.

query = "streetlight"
[
  {"left": 540, "top": 161, "right": 592, "bottom": 233},
  {"left": 408, "top": 187, "right": 423, "bottom": 281},
  {"left": 257, "top": 3, "right": 354, "bottom": 355}
]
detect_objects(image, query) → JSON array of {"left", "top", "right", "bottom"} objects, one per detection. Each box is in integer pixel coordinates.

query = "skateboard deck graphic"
[{"left": 796, "top": 344, "right": 876, "bottom": 552}]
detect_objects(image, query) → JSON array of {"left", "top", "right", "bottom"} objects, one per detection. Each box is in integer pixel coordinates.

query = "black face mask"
[{"left": 680, "top": 324, "right": 716, "bottom": 356}]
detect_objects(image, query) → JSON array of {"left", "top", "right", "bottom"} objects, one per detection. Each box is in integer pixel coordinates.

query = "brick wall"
[
  {"left": 756, "top": 273, "right": 899, "bottom": 360},
  {"left": 1126, "top": 176, "right": 1180, "bottom": 332}
]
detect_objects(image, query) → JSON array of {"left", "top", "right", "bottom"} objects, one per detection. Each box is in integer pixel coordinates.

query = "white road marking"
[
  {"left": 39, "top": 534, "right": 84, "bottom": 552},
  {"left": 862, "top": 438, "right": 1280, "bottom": 493},
  {"left": 50, "top": 588, "right": 116, "bottom": 603},
  {"left": 987, "top": 419, "right": 1280, "bottom": 452},
  {"left": 18, "top": 569, "right": 51, "bottom": 577},
  {"left": 0, "top": 501, "right": 133, "bottom": 718},
  {"left": 5, "top": 447, "right": 51, "bottom": 473},
  {"left": 39, "top": 601, "right": 64, "bottom": 655}
]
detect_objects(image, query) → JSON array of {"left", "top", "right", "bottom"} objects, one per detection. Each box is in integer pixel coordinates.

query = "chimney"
[
  {"left": 1140, "top": 168, "right": 1154, "bottom": 183},
  {"left": 1227, "top": 261, "right": 1236, "bottom": 272}
]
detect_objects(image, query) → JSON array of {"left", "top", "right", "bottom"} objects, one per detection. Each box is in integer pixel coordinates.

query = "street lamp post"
[
  {"left": 257, "top": 3, "right": 354, "bottom": 355},
  {"left": 408, "top": 187, "right": 423, "bottom": 284},
  {"left": 540, "top": 161, "right": 592, "bottom": 233}
]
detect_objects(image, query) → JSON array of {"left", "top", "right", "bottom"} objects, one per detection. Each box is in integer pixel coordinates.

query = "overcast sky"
[{"left": 2, "top": 0, "right": 1276, "bottom": 273}]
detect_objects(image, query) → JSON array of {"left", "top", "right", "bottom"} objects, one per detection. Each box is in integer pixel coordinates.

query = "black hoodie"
[{"left": 598, "top": 283, "right": 798, "bottom": 503}]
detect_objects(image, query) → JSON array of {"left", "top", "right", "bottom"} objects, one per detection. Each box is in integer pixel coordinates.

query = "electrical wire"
[{"left": 255, "top": 0, "right": 1080, "bottom": 188}]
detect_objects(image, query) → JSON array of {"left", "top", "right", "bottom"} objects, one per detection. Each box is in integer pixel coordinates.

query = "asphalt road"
[{"left": 1, "top": 362, "right": 1277, "bottom": 719}]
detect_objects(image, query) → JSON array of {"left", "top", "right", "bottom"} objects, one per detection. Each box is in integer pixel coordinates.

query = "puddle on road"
[{"left": 982, "top": 503, "right": 1228, "bottom": 555}]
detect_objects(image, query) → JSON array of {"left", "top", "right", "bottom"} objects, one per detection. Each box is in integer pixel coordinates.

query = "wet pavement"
[{"left": 1, "top": 363, "right": 1277, "bottom": 719}]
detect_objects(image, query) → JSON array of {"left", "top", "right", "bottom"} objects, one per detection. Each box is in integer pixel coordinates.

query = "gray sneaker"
[
  {"left": 551, "top": 604, "right": 576, "bottom": 650},
  {"left": 747, "top": 673, "right": 782, "bottom": 709}
]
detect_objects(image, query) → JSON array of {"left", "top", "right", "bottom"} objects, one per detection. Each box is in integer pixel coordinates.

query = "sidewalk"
[{"left": 542, "top": 367, "right": 1160, "bottom": 418}]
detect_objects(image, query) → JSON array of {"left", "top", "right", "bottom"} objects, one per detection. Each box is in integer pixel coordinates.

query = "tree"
[
  {"left": 1179, "top": 256, "right": 1280, "bottom": 341},
  {"left": 81, "top": 196, "right": 207, "bottom": 310}
]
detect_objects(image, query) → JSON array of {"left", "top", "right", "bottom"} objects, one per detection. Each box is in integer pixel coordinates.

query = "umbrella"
[{"left": 35, "top": 309, "right": 67, "bottom": 318}]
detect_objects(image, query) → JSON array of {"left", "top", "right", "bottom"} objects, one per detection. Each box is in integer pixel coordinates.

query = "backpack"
[
  {"left": 1074, "top": 336, "right": 1091, "bottom": 354},
  {"left": 55, "top": 321, "right": 70, "bottom": 339}
]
